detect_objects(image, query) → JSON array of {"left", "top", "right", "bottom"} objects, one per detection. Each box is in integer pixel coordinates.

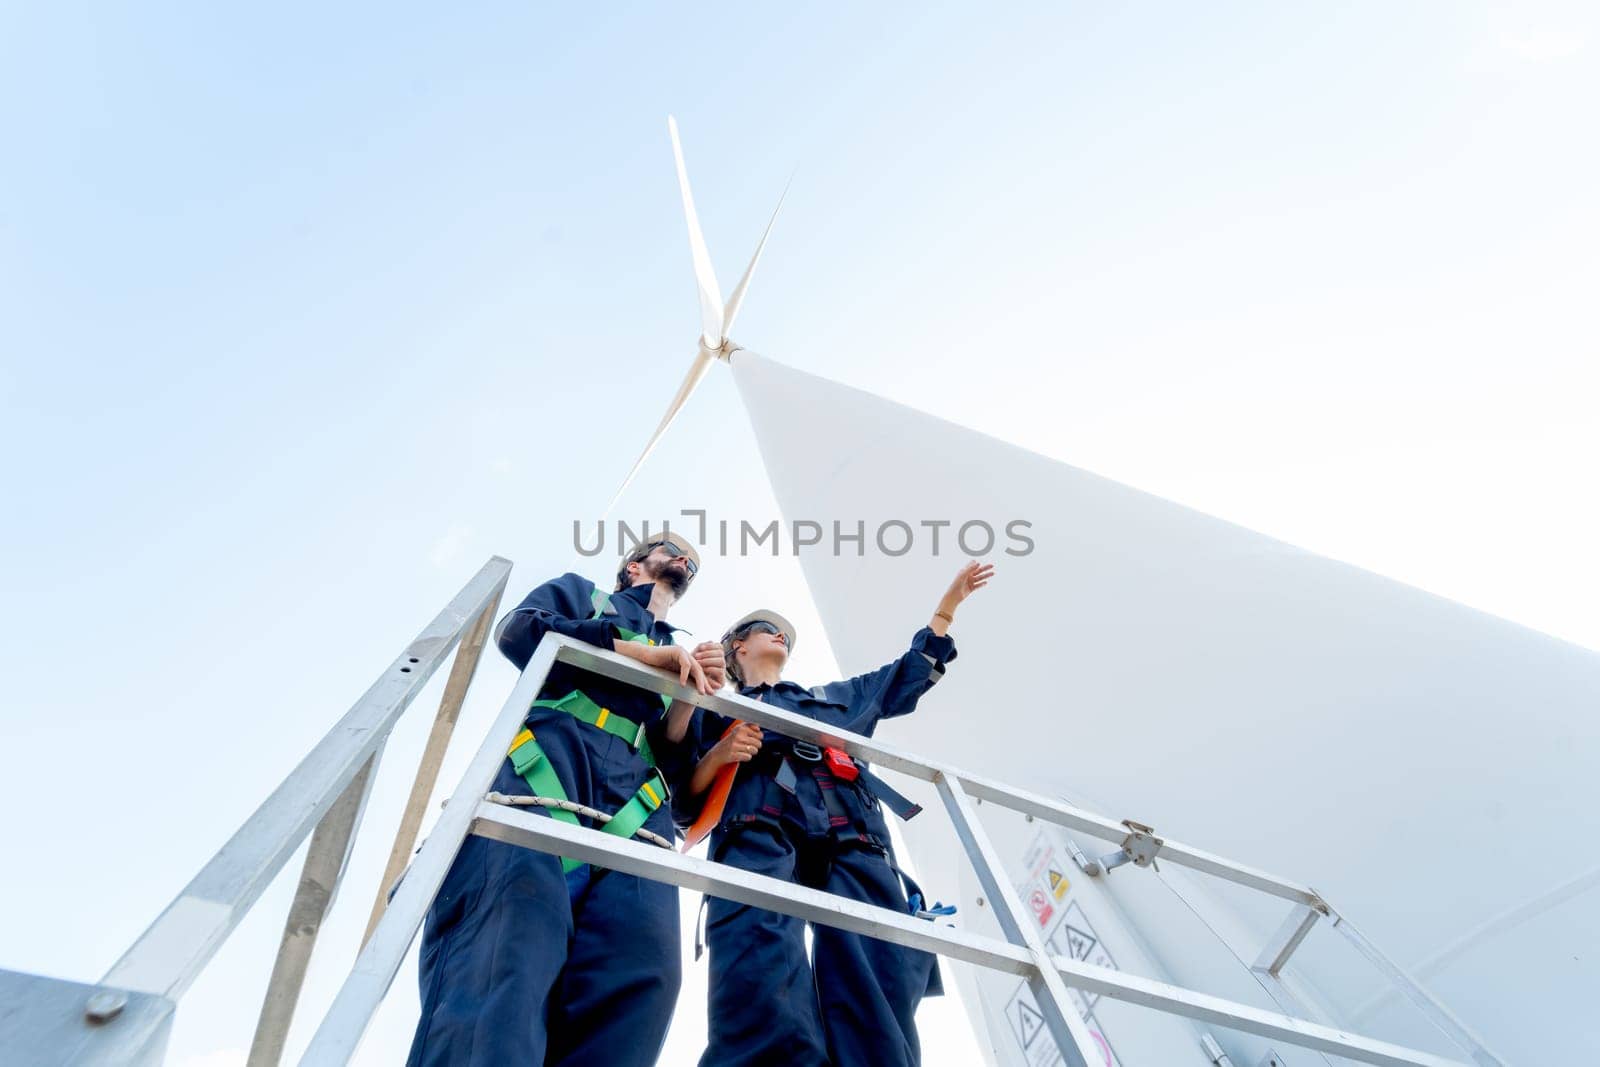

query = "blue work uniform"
[
  {"left": 407, "top": 573, "right": 699, "bottom": 1067},
  {"left": 696, "top": 627, "right": 956, "bottom": 1067}
]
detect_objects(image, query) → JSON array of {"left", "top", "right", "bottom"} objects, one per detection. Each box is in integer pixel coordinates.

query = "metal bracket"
[
  {"left": 1201, "top": 1032, "right": 1237, "bottom": 1066},
  {"left": 1096, "top": 819, "right": 1164, "bottom": 874},
  {"left": 1065, "top": 835, "right": 1104, "bottom": 876},
  {"left": 0, "top": 969, "right": 174, "bottom": 1066}
]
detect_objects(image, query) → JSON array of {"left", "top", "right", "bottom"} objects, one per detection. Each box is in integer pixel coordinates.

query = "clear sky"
[{"left": 2, "top": 2, "right": 1596, "bottom": 1064}]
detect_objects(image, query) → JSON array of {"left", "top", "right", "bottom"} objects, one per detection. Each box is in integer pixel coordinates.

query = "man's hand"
[
  {"left": 628, "top": 641, "right": 713, "bottom": 695},
  {"left": 692, "top": 641, "right": 727, "bottom": 690}
]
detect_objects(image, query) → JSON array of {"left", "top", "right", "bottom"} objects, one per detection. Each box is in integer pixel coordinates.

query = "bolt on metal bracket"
[
  {"left": 84, "top": 991, "right": 128, "bottom": 1024},
  {"left": 1095, "top": 819, "right": 1164, "bottom": 874}
]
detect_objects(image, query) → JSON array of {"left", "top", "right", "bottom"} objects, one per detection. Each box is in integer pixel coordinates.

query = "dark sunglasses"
[
  {"left": 647, "top": 541, "right": 698, "bottom": 577},
  {"left": 741, "top": 620, "right": 786, "bottom": 643}
]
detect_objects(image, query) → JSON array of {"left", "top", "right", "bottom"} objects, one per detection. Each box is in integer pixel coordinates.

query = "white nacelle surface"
[{"left": 733, "top": 352, "right": 1599, "bottom": 1064}]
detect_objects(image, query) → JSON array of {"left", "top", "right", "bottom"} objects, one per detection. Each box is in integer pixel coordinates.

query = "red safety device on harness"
[{"left": 823, "top": 746, "right": 859, "bottom": 781}]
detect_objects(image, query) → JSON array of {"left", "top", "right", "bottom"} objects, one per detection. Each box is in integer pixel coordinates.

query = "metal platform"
[{"left": 0, "top": 558, "right": 1502, "bottom": 1066}]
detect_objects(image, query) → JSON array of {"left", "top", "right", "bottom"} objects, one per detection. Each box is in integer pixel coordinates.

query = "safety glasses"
[
  {"left": 741, "top": 620, "right": 786, "bottom": 644},
  {"left": 647, "top": 540, "right": 698, "bottom": 577}
]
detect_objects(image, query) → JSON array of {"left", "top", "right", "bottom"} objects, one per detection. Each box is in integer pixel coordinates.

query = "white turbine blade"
[
  {"left": 722, "top": 174, "right": 791, "bottom": 338},
  {"left": 668, "top": 116, "right": 725, "bottom": 348},
  {"left": 606, "top": 347, "right": 716, "bottom": 511}
]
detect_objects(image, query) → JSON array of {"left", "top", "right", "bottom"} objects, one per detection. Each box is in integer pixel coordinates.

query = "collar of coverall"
[
  {"left": 736, "top": 679, "right": 809, "bottom": 698},
  {"left": 616, "top": 580, "right": 688, "bottom": 632}
]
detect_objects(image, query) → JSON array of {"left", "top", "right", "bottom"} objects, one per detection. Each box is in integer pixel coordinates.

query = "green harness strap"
[
  {"left": 589, "top": 587, "right": 674, "bottom": 711},
  {"left": 500, "top": 585, "right": 673, "bottom": 871},
  {"left": 527, "top": 688, "right": 656, "bottom": 768},
  {"left": 507, "top": 727, "right": 583, "bottom": 873},
  {"left": 508, "top": 727, "right": 668, "bottom": 873},
  {"left": 590, "top": 588, "right": 655, "bottom": 644},
  {"left": 496, "top": 583, "right": 680, "bottom": 872}
]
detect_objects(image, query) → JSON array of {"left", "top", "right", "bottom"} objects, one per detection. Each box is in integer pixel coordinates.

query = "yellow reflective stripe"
[
  {"left": 595, "top": 707, "right": 610, "bottom": 729},
  {"left": 509, "top": 727, "right": 534, "bottom": 753},
  {"left": 641, "top": 781, "right": 660, "bottom": 806}
]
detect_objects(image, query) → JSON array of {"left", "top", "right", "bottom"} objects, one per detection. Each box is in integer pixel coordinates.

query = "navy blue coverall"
[
  {"left": 695, "top": 627, "right": 956, "bottom": 1067},
  {"left": 407, "top": 573, "right": 700, "bottom": 1067}
]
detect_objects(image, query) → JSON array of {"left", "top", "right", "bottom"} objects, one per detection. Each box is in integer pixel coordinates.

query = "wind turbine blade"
[
  {"left": 722, "top": 174, "right": 791, "bottom": 339},
  {"left": 668, "top": 116, "right": 725, "bottom": 348},
  {"left": 607, "top": 348, "right": 716, "bottom": 511}
]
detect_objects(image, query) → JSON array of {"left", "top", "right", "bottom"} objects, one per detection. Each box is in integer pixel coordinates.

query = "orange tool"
[{"left": 682, "top": 720, "right": 743, "bottom": 851}]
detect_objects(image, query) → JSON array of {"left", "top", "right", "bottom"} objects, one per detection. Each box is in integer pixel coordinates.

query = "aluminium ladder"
[{"left": 0, "top": 557, "right": 1505, "bottom": 1067}]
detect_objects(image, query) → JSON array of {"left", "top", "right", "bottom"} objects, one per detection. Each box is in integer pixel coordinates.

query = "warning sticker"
[
  {"left": 1010, "top": 996, "right": 1046, "bottom": 1050},
  {"left": 1046, "top": 900, "right": 1118, "bottom": 1013},
  {"left": 1005, "top": 831, "right": 1123, "bottom": 1066},
  {"left": 1004, "top": 986, "right": 1061, "bottom": 1067},
  {"left": 1003, "top": 983, "right": 1124, "bottom": 1067},
  {"left": 1028, "top": 888, "right": 1055, "bottom": 929},
  {"left": 1088, "top": 1024, "right": 1124, "bottom": 1067},
  {"left": 1021, "top": 832, "right": 1052, "bottom": 877}
]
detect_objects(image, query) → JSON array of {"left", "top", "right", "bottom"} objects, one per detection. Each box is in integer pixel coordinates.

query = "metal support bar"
[
  {"left": 957, "top": 770, "right": 1323, "bottom": 906},
  {"left": 1153, "top": 863, "right": 1339, "bottom": 1066},
  {"left": 1349, "top": 862, "right": 1600, "bottom": 1025},
  {"left": 474, "top": 802, "right": 1035, "bottom": 973},
  {"left": 1, "top": 549, "right": 1499, "bottom": 1067},
  {"left": 1046, "top": 948, "right": 1465, "bottom": 1067},
  {"left": 246, "top": 751, "right": 383, "bottom": 1067},
  {"left": 1254, "top": 903, "right": 1324, "bottom": 977},
  {"left": 1328, "top": 913, "right": 1506, "bottom": 1067},
  {"left": 300, "top": 634, "right": 561, "bottom": 1065},
  {"left": 300, "top": 633, "right": 1470, "bottom": 1067},
  {"left": 100, "top": 556, "right": 512, "bottom": 1002},
  {"left": 472, "top": 801, "right": 1468, "bottom": 1067},
  {"left": 543, "top": 637, "right": 1480, "bottom": 1064},
  {"left": 935, "top": 770, "right": 1101, "bottom": 1067},
  {"left": 550, "top": 636, "right": 1326, "bottom": 907},
  {"left": 362, "top": 584, "right": 503, "bottom": 945}
]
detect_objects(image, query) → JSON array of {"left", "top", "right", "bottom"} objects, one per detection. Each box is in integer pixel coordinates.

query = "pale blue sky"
[{"left": 2, "top": 3, "right": 1596, "bottom": 1064}]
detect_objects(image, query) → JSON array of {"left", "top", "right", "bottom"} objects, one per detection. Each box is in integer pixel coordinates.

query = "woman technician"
[{"left": 688, "top": 560, "right": 993, "bottom": 1067}]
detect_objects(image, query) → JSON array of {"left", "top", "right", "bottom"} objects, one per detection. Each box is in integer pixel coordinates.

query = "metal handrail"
[
  {"left": 79, "top": 557, "right": 512, "bottom": 1065},
  {"left": 5, "top": 558, "right": 1496, "bottom": 1067},
  {"left": 307, "top": 631, "right": 1497, "bottom": 1067}
]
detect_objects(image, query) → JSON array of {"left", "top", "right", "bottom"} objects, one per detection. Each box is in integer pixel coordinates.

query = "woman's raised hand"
[
  {"left": 930, "top": 560, "right": 993, "bottom": 635},
  {"left": 942, "top": 560, "right": 994, "bottom": 607}
]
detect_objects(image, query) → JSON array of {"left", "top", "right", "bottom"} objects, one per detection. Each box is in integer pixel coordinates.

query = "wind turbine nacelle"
[{"left": 706, "top": 338, "right": 741, "bottom": 362}]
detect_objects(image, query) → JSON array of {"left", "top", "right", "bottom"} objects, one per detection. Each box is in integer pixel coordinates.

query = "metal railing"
[
  {"left": 314, "top": 621, "right": 1499, "bottom": 1066},
  {"left": 0, "top": 556, "right": 1504, "bottom": 1066},
  {"left": 0, "top": 557, "right": 512, "bottom": 1066}
]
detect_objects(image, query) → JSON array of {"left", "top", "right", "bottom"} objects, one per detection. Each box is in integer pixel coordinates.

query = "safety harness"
[
  {"left": 500, "top": 588, "right": 672, "bottom": 873},
  {"left": 782, "top": 739, "right": 922, "bottom": 832},
  {"left": 680, "top": 704, "right": 924, "bottom": 851},
  {"left": 689, "top": 775, "right": 953, "bottom": 961},
  {"left": 685, "top": 734, "right": 924, "bottom": 858}
]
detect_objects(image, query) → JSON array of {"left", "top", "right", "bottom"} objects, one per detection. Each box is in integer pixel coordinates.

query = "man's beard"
[{"left": 643, "top": 556, "right": 691, "bottom": 598}]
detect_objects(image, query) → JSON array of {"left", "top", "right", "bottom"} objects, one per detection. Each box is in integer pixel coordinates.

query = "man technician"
[{"left": 406, "top": 533, "right": 721, "bottom": 1067}]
